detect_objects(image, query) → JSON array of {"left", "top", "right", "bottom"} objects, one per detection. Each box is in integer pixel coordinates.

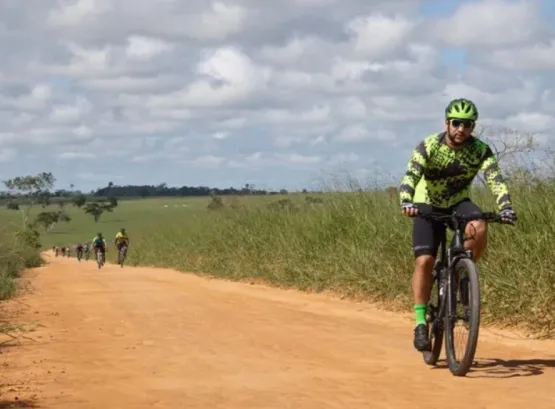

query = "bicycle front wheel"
[{"left": 444, "top": 257, "right": 481, "bottom": 376}]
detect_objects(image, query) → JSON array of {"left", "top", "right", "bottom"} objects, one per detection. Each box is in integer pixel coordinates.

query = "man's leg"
[
  {"left": 411, "top": 204, "right": 444, "bottom": 351},
  {"left": 455, "top": 200, "right": 488, "bottom": 261}
]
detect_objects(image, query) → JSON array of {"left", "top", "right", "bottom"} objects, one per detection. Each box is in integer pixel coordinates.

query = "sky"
[{"left": 1, "top": 0, "right": 555, "bottom": 192}]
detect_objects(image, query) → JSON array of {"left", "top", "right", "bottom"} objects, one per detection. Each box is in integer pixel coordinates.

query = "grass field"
[{"left": 1, "top": 184, "right": 554, "bottom": 337}]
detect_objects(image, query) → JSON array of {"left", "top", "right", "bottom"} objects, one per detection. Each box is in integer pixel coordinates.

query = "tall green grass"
[
  {"left": 0, "top": 229, "right": 43, "bottom": 300},
  {"left": 129, "top": 183, "right": 555, "bottom": 337}
]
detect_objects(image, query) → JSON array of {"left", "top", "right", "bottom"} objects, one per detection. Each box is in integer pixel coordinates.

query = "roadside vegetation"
[
  {"left": 1, "top": 125, "right": 554, "bottom": 338},
  {"left": 127, "top": 182, "right": 555, "bottom": 337}
]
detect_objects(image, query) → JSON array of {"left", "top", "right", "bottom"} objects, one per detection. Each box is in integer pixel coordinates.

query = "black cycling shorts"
[{"left": 412, "top": 199, "right": 482, "bottom": 258}]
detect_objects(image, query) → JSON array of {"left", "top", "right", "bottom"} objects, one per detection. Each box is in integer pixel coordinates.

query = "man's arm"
[
  {"left": 399, "top": 140, "right": 428, "bottom": 206},
  {"left": 480, "top": 146, "right": 512, "bottom": 211}
]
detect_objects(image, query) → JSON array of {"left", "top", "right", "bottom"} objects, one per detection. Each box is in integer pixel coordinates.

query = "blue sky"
[
  {"left": 420, "top": 0, "right": 464, "bottom": 16},
  {"left": 0, "top": 0, "right": 554, "bottom": 192}
]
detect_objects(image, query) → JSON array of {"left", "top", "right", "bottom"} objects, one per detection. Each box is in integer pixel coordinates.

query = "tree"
[
  {"left": 3, "top": 172, "right": 55, "bottom": 228},
  {"left": 207, "top": 196, "right": 224, "bottom": 210},
  {"left": 83, "top": 201, "right": 115, "bottom": 222},
  {"left": 107, "top": 195, "right": 118, "bottom": 207},
  {"left": 6, "top": 201, "right": 19, "bottom": 210},
  {"left": 33, "top": 211, "right": 71, "bottom": 233},
  {"left": 72, "top": 194, "right": 87, "bottom": 208},
  {"left": 478, "top": 125, "right": 536, "bottom": 164},
  {"left": 474, "top": 125, "right": 537, "bottom": 188}
]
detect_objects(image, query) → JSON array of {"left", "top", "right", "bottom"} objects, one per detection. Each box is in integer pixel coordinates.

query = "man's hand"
[
  {"left": 401, "top": 202, "right": 419, "bottom": 217},
  {"left": 499, "top": 208, "right": 517, "bottom": 224}
]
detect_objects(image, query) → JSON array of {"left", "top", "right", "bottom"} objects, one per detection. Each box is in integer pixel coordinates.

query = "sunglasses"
[{"left": 450, "top": 119, "right": 474, "bottom": 129}]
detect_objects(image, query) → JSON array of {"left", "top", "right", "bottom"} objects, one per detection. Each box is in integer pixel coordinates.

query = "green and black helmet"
[{"left": 445, "top": 98, "right": 479, "bottom": 121}]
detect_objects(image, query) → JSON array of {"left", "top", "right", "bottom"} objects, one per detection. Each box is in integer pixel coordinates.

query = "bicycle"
[
  {"left": 95, "top": 248, "right": 105, "bottom": 269},
  {"left": 416, "top": 209, "right": 512, "bottom": 376},
  {"left": 117, "top": 244, "right": 127, "bottom": 268}
]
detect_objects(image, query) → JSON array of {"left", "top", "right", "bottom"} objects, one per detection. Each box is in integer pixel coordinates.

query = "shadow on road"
[
  {"left": 0, "top": 399, "right": 39, "bottom": 408},
  {"left": 469, "top": 358, "right": 555, "bottom": 378},
  {"left": 432, "top": 358, "right": 555, "bottom": 378}
]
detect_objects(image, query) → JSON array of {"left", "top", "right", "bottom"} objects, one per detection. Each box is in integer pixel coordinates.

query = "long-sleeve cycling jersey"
[{"left": 399, "top": 132, "right": 512, "bottom": 210}]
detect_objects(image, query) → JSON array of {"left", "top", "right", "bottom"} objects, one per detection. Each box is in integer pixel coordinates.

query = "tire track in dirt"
[{"left": 1, "top": 252, "right": 554, "bottom": 408}]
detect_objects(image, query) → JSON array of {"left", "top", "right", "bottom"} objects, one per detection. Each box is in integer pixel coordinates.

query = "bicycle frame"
[{"left": 434, "top": 213, "right": 475, "bottom": 328}]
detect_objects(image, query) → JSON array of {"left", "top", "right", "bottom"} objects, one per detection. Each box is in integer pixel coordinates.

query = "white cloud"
[
  {"left": 191, "top": 2, "right": 249, "bottom": 40},
  {"left": 212, "top": 131, "right": 228, "bottom": 140},
  {"left": 8, "top": 84, "right": 53, "bottom": 111},
  {"left": 335, "top": 96, "right": 367, "bottom": 119},
  {"left": 0, "top": 148, "right": 17, "bottom": 163},
  {"left": 487, "top": 40, "right": 555, "bottom": 70},
  {"left": 185, "top": 155, "right": 226, "bottom": 168},
  {"left": 0, "top": 0, "right": 553, "bottom": 190},
  {"left": 49, "top": 97, "right": 92, "bottom": 124},
  {"left": 260, "top": 36, "right": 325, "bottom": 65},
  {"left": 505, "top": 112, "right": 555, "bottom": 133},
  {"left": 432, "top": 0, "right": 541, "bottom": 47},
  {"left": 76, "top": 172, "right": 124, "bottom": 182},
  {"left": 57, "top": 151, "right": 97, "bottom": 160},
  {"left": 346, "top": 13, "right": 414, "bottom": 57},
  {"left": 261, "top": 105, "right": 330, "bottom": 124},
  {"left": 48, "top": 0, "right": 113, "bottom": 27},
  {"left": 335, "top": 124, "right": 396, "bottom": 142},
  {"left": 146, "top": 46, "right": 270, "bottom": 108},
  {"left": 276, "top": 153, "right": 322, "bottom": 164},
  {"left": 125, "top": 35, "right": 174, "bottom": 60}
]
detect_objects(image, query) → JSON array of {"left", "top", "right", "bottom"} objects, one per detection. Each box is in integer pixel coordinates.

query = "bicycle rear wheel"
[
  {"left": 423, "top": 264, "right": 444, "bottom": 365},
  {"left": 97, "top": 251, "right": 103, "bottom": 269},
  {"left": 444, "top": 257, "right": 480, "bottom": 376},
  {"left": 119, "top": 247, "right": 126, "bottom": 267}
]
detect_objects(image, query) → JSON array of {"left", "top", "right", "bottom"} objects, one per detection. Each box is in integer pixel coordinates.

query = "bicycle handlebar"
[{"left": 416, "top": 210, "right": 510, "bottom": 225}]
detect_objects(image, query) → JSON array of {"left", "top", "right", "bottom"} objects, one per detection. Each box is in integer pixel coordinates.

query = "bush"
[
  {"left": 14, "top": 227, "right": 41, "bottom": 249},
  {"left": 0, "top": 228, "right": 43, "bottom": 300}
]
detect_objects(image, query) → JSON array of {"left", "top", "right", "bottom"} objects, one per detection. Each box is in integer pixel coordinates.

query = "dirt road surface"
[{"left": 1, "top": 252, "right": 555, "bottom": 408}]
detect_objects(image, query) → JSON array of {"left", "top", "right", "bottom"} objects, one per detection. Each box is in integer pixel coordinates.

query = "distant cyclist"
[
  {"left": 76, "top": 243, "right": 84, "bottom": 261},
  {"left": 114, "top": 228, "right": 129, "bottom": 256},
  {"left": 91, "top": 233, "right": 107, "bottom": 261}
]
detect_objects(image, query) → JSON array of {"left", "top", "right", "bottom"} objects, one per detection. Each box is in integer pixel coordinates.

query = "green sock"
[{"left": 414, "top": 304, "right": 427, "bottom": 325}]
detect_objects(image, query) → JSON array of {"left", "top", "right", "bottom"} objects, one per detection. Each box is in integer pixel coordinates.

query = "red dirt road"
[{"left": 1, "top": 252, "right": 555, "bottom": 408}]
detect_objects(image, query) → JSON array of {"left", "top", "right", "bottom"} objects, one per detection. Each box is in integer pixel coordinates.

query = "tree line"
[{"left": 93, "top": 182, "right": 291, "bottom": 197}]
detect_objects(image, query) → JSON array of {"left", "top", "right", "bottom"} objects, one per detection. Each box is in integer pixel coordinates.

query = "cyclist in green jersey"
[
  {"left": 91, "top": 233, "right": 107, "bottom": 257},
  {"left": 399, "top": 98, "right": 517, "bottom": 352}
]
